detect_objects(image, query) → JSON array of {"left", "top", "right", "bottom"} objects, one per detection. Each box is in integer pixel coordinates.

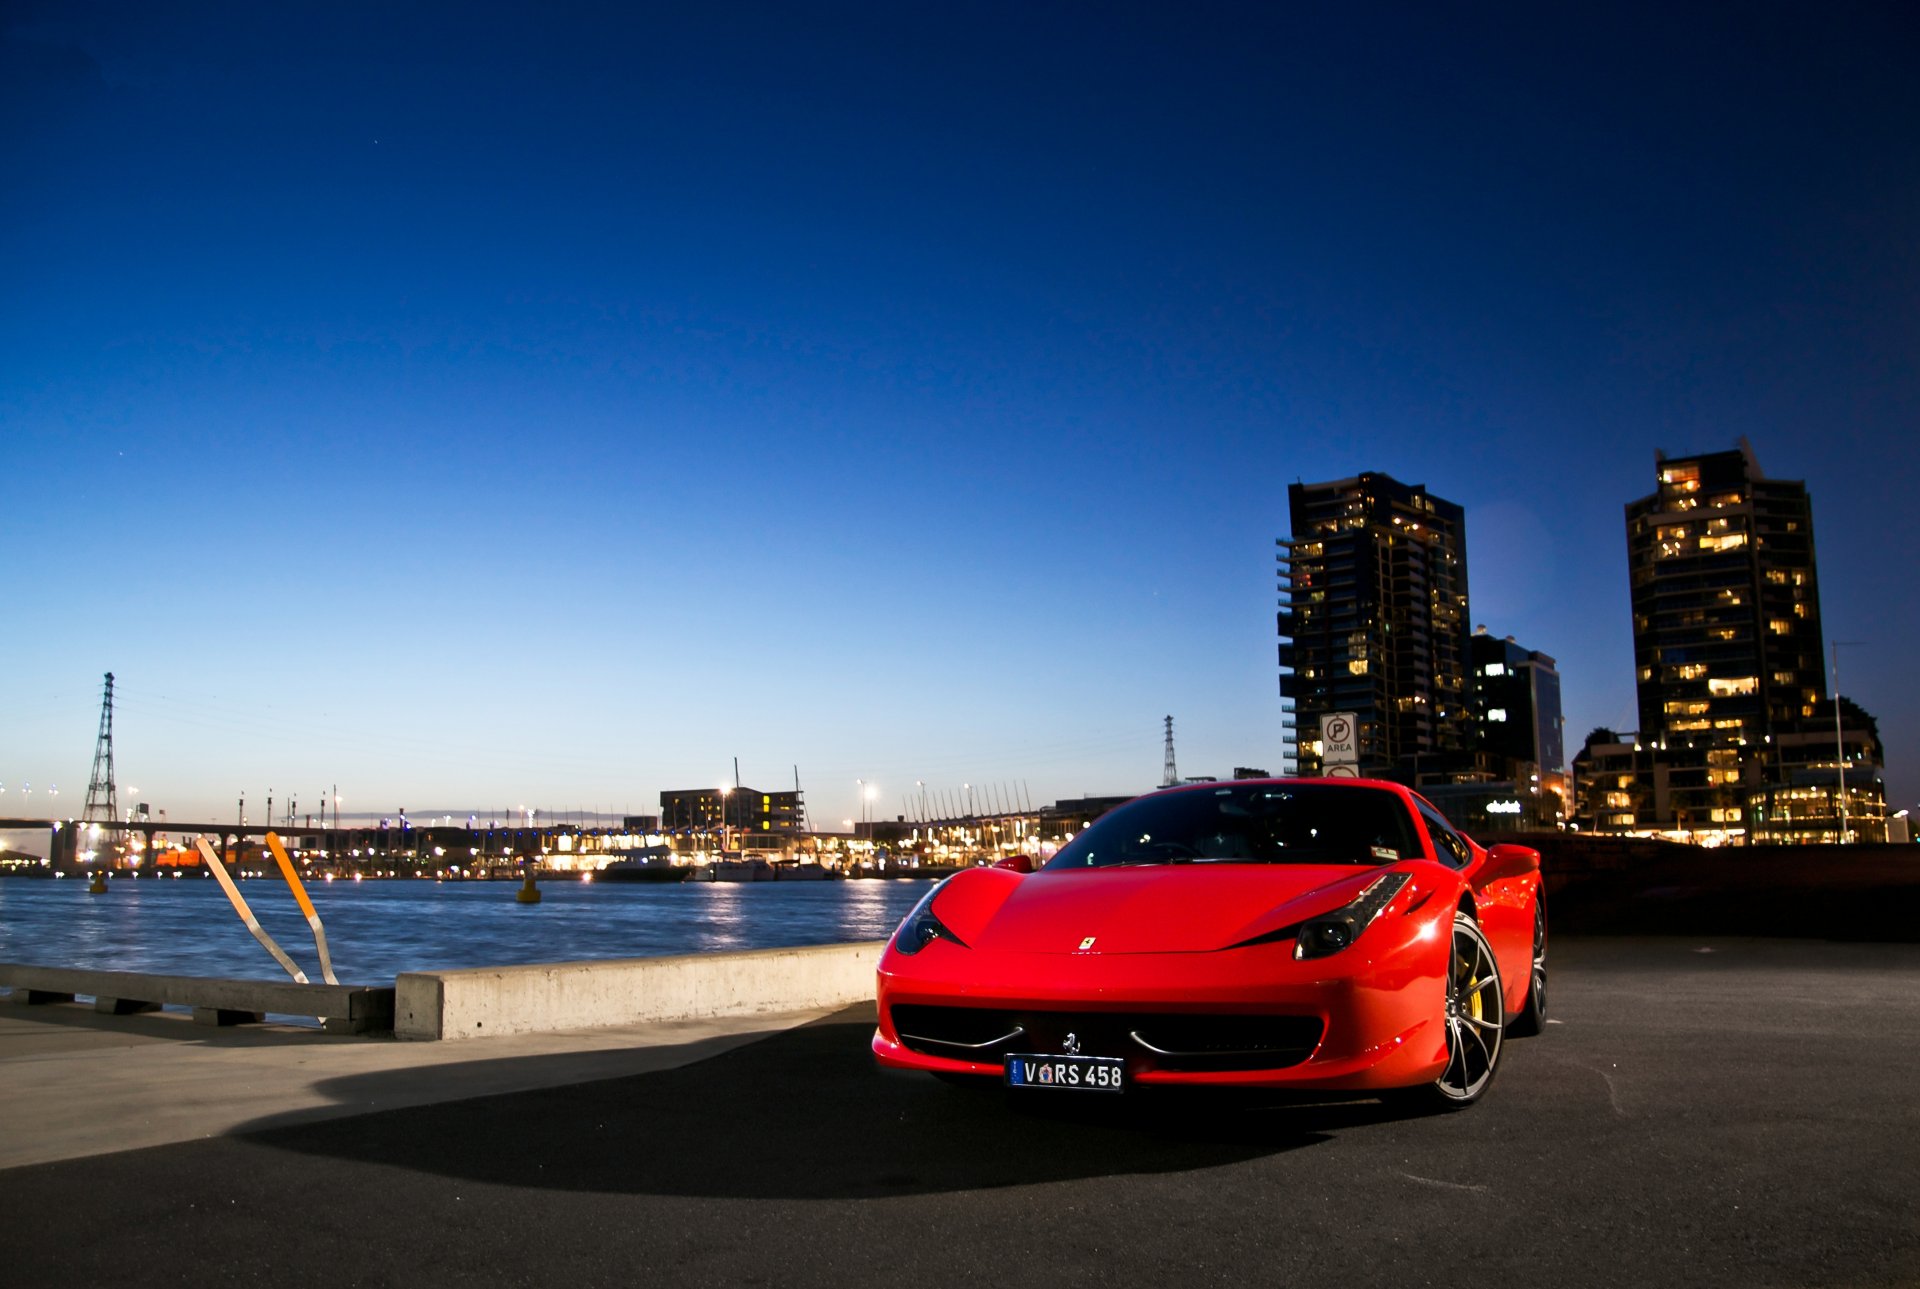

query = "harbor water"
[{"left": 0, "top": 874, "right": 932, "bottom": 985}]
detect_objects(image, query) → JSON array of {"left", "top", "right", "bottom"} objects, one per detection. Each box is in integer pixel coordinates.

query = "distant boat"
[
  {"left": 596, "top": 850, "right": 693, "bottom": 883},
  {"left": 695, "top": 856, "right": 774, "bottom": 883},
  {"left": 768, "top": 860, "right": 839, "bottom": 881}
]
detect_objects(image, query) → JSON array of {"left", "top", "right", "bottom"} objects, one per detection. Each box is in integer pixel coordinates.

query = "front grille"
[
  {"left": 1127, "top": 1014, "right": 1324, "bottom": 1071},
  {"left": 891, "top": 1004, "right": 1322, "bottom": 1072},
  {"left": 891, "top": 1005, "right": 1024, "bottom": 1056}
]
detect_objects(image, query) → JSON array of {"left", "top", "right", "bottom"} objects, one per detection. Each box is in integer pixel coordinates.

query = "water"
[{"left": 0, "top": 874, "right": 931, "bottom": 984}]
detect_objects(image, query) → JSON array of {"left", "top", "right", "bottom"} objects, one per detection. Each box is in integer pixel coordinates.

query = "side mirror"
[
  {"left": 1484, "top": 842, "right": 1541, "bottom": 881},
  {"left": 995, "top": 854, "right": 1036, "bottom": 874}
]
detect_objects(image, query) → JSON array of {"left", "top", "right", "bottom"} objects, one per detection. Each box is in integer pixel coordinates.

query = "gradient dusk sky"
[{"left": 4, "top": 2, "right": 1916, "bottom": 831}]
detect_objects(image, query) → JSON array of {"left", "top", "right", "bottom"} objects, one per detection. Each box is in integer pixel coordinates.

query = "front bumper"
[{"left": 874, "top": 913, "right": 1452, "bottom": 1090}]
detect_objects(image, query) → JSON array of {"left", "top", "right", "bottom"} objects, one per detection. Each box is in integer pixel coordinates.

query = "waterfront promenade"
[{"left": 4, "top": 936, "right": 1917, "bottom": 1288}]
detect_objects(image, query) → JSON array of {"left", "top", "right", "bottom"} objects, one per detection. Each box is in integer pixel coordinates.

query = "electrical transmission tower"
[
  {"left": 1161, "top": 714, "right": 1179, "bottom": 787},
  {"left": 83, "top": 672, "right": 118, "bottom": 824}
]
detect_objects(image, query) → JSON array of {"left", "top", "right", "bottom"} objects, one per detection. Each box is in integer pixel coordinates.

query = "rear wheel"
[
  {"left": 1393, "top": 912, "right": 1504, "bottom": 1110},
  {"left": 1507, "top": 897, "right": 1548, "bottom": 1038}
]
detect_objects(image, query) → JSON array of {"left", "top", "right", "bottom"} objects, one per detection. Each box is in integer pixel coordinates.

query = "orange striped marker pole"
[
  {"left": 192, "top": 838, "right": 308, "bottom": 984},
  {"left": 265, "top": 832, "right": 339, "bottom": 985}
]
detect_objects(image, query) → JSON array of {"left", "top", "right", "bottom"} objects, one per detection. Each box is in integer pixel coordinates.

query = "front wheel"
[{"left": 1392, "top": 912, "right": 1504, "bottom": 1111}]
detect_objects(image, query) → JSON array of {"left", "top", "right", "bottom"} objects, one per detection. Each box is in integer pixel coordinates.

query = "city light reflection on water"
[{"left": 0, "top": 876, "right": 934, "bottom": 983}]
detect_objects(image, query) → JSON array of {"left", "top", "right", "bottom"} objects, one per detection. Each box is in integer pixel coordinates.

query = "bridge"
[{"left": 0, "top": 816, "right": 615, "bottom": 872}]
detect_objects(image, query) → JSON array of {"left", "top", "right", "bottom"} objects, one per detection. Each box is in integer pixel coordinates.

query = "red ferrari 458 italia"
[{"left": 873, "top": 778, "right": 1546, "bottom": 1108}]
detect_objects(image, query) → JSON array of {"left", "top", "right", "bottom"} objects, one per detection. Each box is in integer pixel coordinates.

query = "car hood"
[{"left": 962, "top": 863, "right": 1386, "bottom": 954}]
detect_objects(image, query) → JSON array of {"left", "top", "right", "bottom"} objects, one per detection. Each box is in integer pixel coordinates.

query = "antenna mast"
[
  {"left": 1161, "top": 714, "right": 1179, "bottom": 787},
  {"left": 84, "top": 672, "right": 119, "bottom": 823}
]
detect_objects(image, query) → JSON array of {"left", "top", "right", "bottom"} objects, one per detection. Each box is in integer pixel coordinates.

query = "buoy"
[
  {"left": 515, "top": 868, "right": 542, "bottom": 904},
  {"left": 86, "top": 870, "right": 108, "bottom": 894}
]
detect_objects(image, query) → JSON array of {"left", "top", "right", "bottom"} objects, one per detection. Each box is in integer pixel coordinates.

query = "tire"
[
  {"left": 1506, "top": 896, "right": 1548, "bottom": 1039},
  {"left": 1391, "top": 912, "right": 1504, "bottom": 1111}
]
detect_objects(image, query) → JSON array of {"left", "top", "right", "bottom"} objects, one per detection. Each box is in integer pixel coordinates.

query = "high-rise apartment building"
[
  {"left": 1470, "top": 631, "right": 1565, "bottom": 777},
  {"left": 1278, "top": 473, "right": 1471, "bottom": 776},
  {"left": 1624, "top": 443, "right": 1828, "bottom": 827}
]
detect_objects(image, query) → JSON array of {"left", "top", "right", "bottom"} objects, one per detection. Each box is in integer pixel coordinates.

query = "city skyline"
[{"left": 4, "top": 3, "right": 1917, "bottom": 831}]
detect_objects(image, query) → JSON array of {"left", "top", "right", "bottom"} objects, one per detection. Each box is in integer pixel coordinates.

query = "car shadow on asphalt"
[{"left": 232, "top": 1004, "right": 1431, "bottom": 1199}]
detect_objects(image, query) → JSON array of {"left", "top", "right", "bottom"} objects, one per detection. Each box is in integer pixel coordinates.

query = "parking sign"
[{"left": 1320, "top": 712, "right": 1358, "bottom": 769}]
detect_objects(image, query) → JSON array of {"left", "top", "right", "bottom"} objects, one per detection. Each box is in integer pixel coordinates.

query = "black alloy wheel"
[
  {"left": 1507, "top": 897, "right": 1548, "bottom": 1038},
  {"left": 1394, "top": 912, "right": 1504, "bottom": 1111}
]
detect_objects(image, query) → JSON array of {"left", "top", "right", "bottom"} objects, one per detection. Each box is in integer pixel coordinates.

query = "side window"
[{"left": 1417, "top": 802, "right": 1471, "bottom": 868}]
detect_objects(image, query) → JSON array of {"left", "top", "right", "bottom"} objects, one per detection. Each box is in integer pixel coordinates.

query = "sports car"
[{"left": 872, "top": 778, "right": 1546, "bottom": 1108}]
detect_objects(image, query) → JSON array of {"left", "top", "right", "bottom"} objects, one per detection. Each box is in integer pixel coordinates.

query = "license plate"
[{"left": 1004, "top": 1053, "right": 1125, "bottom": 1093}]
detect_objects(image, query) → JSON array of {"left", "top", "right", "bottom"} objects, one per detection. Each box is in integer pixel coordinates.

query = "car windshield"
[{"left": 1042, "top": 782, "right": 1422, "bottom": 870}]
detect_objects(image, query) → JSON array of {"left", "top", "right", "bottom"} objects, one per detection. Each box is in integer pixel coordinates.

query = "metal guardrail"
[{"left": 0, "top": 964, "right": 394, "bottom": 1034}]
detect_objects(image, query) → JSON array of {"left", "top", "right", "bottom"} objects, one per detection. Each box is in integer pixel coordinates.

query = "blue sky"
[{"left": 4, "top": 2, "right": 1916, "bottom": 830}]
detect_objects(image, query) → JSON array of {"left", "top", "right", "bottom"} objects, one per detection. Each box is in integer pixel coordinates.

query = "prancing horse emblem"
[
  {"left": 1063, "top": 1032, "right": 1082, "bottom": 1055},
  {"left": 1078, "top": 936, "right": 1096, "bottom": 950}
]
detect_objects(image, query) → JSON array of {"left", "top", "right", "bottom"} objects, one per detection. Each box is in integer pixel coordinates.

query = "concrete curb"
[{"left": 395, "top": 940, "right": 887, "bottom": 1040}]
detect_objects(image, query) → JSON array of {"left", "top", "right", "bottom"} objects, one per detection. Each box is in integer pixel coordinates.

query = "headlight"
[
  {"left": 1294, "top": 872, "right": 1411, "bottom": 960},
  {"left": 892, "top": 879, "right": 967, "bottom": 955}
]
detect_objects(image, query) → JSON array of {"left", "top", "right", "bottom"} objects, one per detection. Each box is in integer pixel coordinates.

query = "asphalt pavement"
[{"left": 3, "top": 936, "right": 1917, "bottom": 1288}]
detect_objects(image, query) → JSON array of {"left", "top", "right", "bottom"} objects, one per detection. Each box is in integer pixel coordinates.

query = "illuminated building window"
[
  {"left": 1768, "top": 619, "right": 1793, "bottom": 635},
  {"left": 1713, "top": 718, "right": 1744, "bottom": 730},
  {"left": 1348, "top": 659, "right": 1369, "bottom": 675},
  {"left": 1487, "top": 709, "right": 1508, "bottom": 722},
  {"left": 1671, "top": 719, "right": 1711, "bottom": 730},
  {"left": 1774, "top": 672, "right": 1795, "bottom": 685},
  {"left": 1707, "top": 677, "right": 1757, "bottom": 697},
  {"left": 1664, "top": 700, "right": 1710, "bottom": 716},
  {"left": 1674, "top": 663, "right": 1707, "bottom": 679},
  {"left": 1484, "top": 662, "right": 1506, "bottom": 676}
]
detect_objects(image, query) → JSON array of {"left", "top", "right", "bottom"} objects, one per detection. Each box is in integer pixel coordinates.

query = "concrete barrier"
[
  {"left": 0, "top": 964, "right": 395, "bottom": 1034},
  {"left": 395, "top": 941, "right": 887, "bottom": 1041}
]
